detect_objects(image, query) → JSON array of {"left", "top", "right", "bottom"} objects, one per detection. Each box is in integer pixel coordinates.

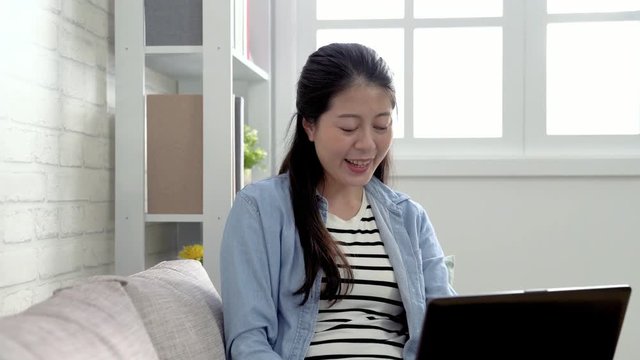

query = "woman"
[{"left": 221, "top": 43, "right": 455, "bottom": 359}]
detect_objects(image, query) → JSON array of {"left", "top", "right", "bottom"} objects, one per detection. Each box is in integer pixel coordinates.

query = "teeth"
[{"left": 346, "top": 159, "right": 370, "bottom": 167}]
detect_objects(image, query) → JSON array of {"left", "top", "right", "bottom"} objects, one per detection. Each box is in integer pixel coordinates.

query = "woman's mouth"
[{"left": 345, "top": 159, "right": 372, "bottom": 173}]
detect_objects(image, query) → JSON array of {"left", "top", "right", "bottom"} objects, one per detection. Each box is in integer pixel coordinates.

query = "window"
[
  {"left": 297, "top": 0, "right": 640, "bottom": 159},
  {"left": 413, "top": 26, "right": 503, "bottom": 139}
]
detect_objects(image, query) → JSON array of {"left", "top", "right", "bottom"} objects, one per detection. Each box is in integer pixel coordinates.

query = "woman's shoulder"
[
  {"left": 366, "top": 177, "right": 412, "bottom": 205},
  {"left": 366, "top": 178, "right": 427, "bottom": 216},
  {"left": 237, "top": 173, "right": 291, "bottom": 204}
]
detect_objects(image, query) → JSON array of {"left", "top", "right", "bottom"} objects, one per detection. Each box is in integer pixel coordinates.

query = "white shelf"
[
  {"left": 145, "top": 46, "right": 202, "bottom": 81},
  {"left": 145, "top": 45, "right": 202, "bottom": 54},
  {"left": 233, "top": 51, "right": 269, "bottom": 82},
  {"left": 144, "top": 46, "right": 268, "bottom": 83},
  {"left": 145, "top": 214, "right": 204, "bottom": 223}
]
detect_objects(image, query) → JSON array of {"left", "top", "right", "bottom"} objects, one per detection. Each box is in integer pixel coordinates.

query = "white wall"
[
  {"left": 394, "top": 175, "right": 640, "bottom": 360},
  {"left": 0, "top": 0, "right": 177, "bottom": 316},
  {"left": 0, "top": 0, "right": 115, "bottom": 315}
]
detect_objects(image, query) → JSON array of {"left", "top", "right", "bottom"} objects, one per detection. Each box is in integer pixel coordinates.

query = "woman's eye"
[
  {"left": 340, "top": 128, "right": 356, "bottom": 133},
  {"left": 374, "top": 118, "right": 392, "bottom": 131}
]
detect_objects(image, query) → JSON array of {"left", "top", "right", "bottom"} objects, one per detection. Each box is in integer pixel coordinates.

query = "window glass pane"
[
  {"left": 548, "top": 0, "right": 640, "bottom": 14},
  {"left": 547, "top": 22, "right": 640, "bottom": 135},
  {"left": 414, "top": 27, "right": 502, "bottom": 138},
  {"left": 414, "top": 0, "right": 502, "bottom": 18},
  {"left": 317, "top": 29, "right": 405, "bottom": 138},
  {"left": 317, "top": 0, "right": 404, "bottom": 20}
]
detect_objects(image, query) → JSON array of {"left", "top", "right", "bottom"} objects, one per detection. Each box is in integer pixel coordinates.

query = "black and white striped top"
[{"left": 305, "top": 195, "right": 408, "bottom": 360}]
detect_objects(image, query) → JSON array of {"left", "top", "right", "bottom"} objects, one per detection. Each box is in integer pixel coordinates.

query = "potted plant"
[{"left": 244, "top": 124, "right": 267, "bottom": 184}]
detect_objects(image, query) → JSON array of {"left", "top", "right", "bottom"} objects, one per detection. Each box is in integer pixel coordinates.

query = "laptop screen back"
[{"left": 417, "top": 285, "right": 631, "bottom": 360}]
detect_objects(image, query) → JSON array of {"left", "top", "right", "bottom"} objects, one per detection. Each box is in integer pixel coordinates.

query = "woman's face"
[{"left": 303, "top": 84, "right": 394, "bottom": 194}]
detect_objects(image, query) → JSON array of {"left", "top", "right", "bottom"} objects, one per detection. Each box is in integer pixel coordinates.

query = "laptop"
[{"left": 417, "top": 285, "right": 631, "bottom": 360}]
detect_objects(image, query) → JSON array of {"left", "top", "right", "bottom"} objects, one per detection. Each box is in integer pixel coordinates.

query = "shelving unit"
[{"left": 115, "top": 0, "right": 271, "bottom": 288}]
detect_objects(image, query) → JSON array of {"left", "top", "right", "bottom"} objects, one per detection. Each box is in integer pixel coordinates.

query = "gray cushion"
[
  {"left": 0, "top": 280, "right": 159, "bottom": 360},
  {"left": 123, "top": 260, "right": 225, "bottom": 360}
]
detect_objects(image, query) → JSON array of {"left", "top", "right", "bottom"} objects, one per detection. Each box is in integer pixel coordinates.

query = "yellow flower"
[{"left": 178, "top": 244, "right": 204, "bottom": 263}]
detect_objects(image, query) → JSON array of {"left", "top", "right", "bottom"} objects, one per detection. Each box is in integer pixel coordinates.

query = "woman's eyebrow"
[
  {"left": 337, "top": 112, "right": 391, "bottom": 119},
  {"left": 337, "top": 113, "right": 361, "bottom": 119}
]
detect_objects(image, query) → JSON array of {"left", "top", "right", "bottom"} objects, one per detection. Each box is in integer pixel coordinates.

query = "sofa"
[{"left": 0, "top": 260, "right": 225, "bottom": 360}]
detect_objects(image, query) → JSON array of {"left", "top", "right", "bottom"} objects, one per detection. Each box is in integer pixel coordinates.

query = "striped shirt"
[{"left": 306, "top": 195, "right": 408, "bottom": 360}]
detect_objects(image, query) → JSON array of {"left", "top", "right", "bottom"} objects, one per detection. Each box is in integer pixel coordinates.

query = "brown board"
[{"left": 147, "top": 94, "right": 203, "bottom": 214}]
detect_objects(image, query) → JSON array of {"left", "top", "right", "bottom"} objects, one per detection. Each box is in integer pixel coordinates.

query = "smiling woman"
[
  {"left": 220, "top": 43, "right": 455, "bottom": 360},
  {"left": 302, "top": 84, "right": 394, "bottom": 215}
]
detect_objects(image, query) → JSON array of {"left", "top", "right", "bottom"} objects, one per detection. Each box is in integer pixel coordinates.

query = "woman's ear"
[{"left": 302, "top": 118, "right": 315, "bottom": 142}]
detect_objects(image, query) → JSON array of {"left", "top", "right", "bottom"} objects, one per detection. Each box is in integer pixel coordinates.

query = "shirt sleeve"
[
  {"left": 220, "top": 192, "right": 283, "bottom": 360},
  {"left": 415, "top": 204, "right": 457, "bottom": 300}
]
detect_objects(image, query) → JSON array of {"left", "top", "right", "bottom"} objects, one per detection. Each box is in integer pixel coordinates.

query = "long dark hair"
[{"left": 279, "top": 43, "right": 396, "bottom": 304}]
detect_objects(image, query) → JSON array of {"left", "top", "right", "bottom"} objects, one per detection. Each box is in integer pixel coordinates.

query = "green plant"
[{"left": 244, "top": 124, "right": 267, "bottom": 170}]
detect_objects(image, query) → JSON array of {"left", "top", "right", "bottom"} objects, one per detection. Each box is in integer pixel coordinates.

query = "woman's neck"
[{"left": 321, "top": 184, "right": 364, "bottom": 221}]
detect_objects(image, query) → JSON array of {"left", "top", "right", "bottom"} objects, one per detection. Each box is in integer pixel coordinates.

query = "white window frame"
[
  {"left": 278, "top": 0, "right": 640, "bottom": 176},
  {"left": 525, "top": 1, "right": 640, "bottom": 157}
]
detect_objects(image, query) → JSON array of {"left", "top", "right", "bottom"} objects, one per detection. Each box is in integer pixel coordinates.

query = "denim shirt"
[{"left": 220, "top": 174, "right": 455, "bottom": 360}]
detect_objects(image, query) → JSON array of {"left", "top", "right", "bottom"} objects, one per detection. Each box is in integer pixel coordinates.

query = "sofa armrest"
[
  {"left": 120, "top": 260, "right": 225, "bottom": 360},
  {"left": 0, "top": 280, "right": 159, "bottom": 360}
]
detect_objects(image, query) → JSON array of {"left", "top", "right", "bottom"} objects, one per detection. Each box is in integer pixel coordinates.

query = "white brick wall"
[
  {"left": 3, "top": 208, "right": 37, "bottom": 244},
  {"left": 0, "top": 0, "right": 179, "bottom": 316},
  {"left": 0, "top": 172, "right": 47, "bottom": 202},
  {"left": 0, "top": 0, "right": 177, "bottom": 316},
  {"left": 0, "top": 0, "right": 117, "bottom": 316},
  {"left": 0, "top": 249, "right": 39, "bottom": 288},
  {"left": 2, "top": 289, "right": 34, "bottom": 314}
]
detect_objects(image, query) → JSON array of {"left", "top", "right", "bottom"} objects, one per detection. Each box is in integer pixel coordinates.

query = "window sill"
[{"left": 393, "top": 157, "right": 640, "bottom": 177}]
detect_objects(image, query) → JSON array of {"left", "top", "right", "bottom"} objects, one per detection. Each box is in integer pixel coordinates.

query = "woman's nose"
[{"left": 354, "top": 128, "right": 375, "bottom": 150}]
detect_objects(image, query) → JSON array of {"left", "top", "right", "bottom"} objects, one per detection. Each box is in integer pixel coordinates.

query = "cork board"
[{"left": 147, "top": 94, "right": 203, "bottom": 214}]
